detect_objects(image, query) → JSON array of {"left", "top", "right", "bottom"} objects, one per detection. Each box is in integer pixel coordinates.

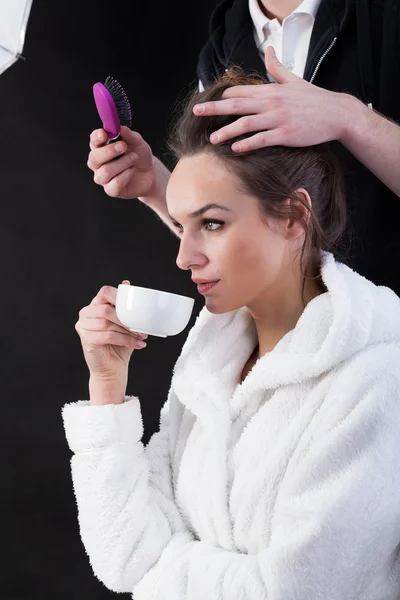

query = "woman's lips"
[{"left": 197, "top": 281, "right": 219, "bottom": 294}]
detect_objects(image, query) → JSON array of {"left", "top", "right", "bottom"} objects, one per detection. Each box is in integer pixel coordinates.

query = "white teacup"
[{"left": 116, "top": 284, "right": 195, "bottom": 338}]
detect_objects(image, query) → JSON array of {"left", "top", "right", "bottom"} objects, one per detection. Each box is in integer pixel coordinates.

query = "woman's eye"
[
  {"left": 173, "top": 223, "right": 184, "bottom": 235},
  {"left": 203, "top": 220, "right": 224, "bottom": 231},
  {"left": 174, "top": 219, "right": 224, "bottom": 235}
]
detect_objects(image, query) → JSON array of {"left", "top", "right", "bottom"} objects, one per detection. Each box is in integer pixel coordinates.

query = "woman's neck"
[{"left": 248, "top": 265, "right": 326, "bottom": 361}]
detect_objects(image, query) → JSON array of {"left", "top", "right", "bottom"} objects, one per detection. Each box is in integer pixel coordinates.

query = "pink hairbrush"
[{"left": 93, "top": 76, "right": 132, "bottom": 144}]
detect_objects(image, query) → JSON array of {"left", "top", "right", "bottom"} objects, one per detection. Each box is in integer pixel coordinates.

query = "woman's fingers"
[
  {"left": 80, "top": 303, "right": 147, "bottom": 339},
  {"left": 102, "top": 166, "right": 137, "bottom": 198},
  {"left": 93, "top": 152, "right": 138, "bottom": 186},
  {"left": 88, "top": 140, "right": 128, "bottom": 170},
  {"left": 89, "top": 128, "right": 107, "bottom": 149},
  {"left": 80, "top": 328, "right": 147, "bottom": 349},
  {"left": 78, "top": 316, "right": 147, "bottom": 339},
  {"left": 80, "top": 283, "right": 147, "bottom": 341},
  {"left": 90, "top": 285, "right": 117, "bottom": 307}
]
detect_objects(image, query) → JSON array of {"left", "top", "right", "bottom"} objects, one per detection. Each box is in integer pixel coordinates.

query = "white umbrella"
[{"left": 0, "top": 0, "right": 33, "bottom": 75}]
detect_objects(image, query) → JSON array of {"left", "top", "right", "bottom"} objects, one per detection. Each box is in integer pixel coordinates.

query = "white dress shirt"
[
  {"left": 199, "top": 0, "right": 322, "bottom": 90},
  {"left": 249, "top": 0, "right": 322, "bottom": 79}
]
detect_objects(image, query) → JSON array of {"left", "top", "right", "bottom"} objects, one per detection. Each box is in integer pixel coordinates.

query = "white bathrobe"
[{"left": 62, "top": 252, "right": 400, "bottom": 599}]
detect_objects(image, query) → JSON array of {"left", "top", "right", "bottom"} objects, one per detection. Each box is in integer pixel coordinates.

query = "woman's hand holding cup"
[{"left": 75, "top": 280, "right": 148, "bottom": 404}]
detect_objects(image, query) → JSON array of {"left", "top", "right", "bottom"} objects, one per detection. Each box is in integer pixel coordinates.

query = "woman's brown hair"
[{"left": 167, "top": 69, "right": 349, "bottom": 293}]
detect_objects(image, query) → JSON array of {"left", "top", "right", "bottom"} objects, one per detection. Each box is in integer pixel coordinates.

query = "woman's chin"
[
  {"left": 204, "top": 297, "right": 222, "bottom": 314},
  {"left": 204, "top": 297, "right": 238, "bottom": 315}
]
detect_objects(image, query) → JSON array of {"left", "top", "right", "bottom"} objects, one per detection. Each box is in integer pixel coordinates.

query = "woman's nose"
[{"left": 176, "top": 235, "right": 205, "bottom": 271}]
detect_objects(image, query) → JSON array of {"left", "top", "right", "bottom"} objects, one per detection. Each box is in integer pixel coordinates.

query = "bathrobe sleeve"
[
  {"left": 62, "top": 396, "right": 193, "bottom": 594},
  {"left": 131, "top": 362, "right": 400, "bottom": 599}
]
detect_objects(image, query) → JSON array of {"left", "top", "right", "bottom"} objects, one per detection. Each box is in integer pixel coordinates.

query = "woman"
[{"left": 63, "top": 71, "right": 400, "bottom": 599}]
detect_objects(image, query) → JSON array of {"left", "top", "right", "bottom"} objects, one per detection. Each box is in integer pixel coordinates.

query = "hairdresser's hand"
[
  {"left": 193, "top": 46, "right": 350, "bottom": 152},
  {"left": 88, "top": 126, "right": 160, "bottom": 200},
  {"left": 75, "top": 280, "right": 148, "bottom": 385}
]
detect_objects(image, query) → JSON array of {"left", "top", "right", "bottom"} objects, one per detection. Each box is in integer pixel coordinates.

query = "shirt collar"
[{"left": 248, "top": 0, "right": 322, "bottom": 47}]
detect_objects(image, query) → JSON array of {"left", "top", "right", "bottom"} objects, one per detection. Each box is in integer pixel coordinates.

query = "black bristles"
[{"left": 104, "top": 76, "right": 132, "bottom": 128}]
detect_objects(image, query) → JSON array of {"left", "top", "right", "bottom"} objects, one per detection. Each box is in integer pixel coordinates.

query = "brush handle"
[{"left": 106, "top": 134, "right": 122, "bottom": 145}]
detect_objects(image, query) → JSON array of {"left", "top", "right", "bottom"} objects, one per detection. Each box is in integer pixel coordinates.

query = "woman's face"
[{"left": 166, "top": 152, "right": 300, "bottom": 314}]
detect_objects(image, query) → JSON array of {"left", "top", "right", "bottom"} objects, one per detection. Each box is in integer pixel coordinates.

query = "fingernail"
[
  {"left": 270, "top": 46, "right": 276, "bottom": 58},
  {"left": 210, "top": 133, "right": 219, "bottom": 143},
  {"left": 122, "top": 280, "right": 130, "bottom": 284},
  {"left": 129, "top": 152, "right": 138, "bottom": 162},
  {"left": 97, "top": 130, "right": 103, "bottom": 140},
  {"left": 115, "top": 142, "right": 124, "bottom": 153},
  {"left": 137, "top": 341, "right": 147, "bottom": 348},
  {"left": 194, "top": 104, "right": 205, "bottom": 114}
]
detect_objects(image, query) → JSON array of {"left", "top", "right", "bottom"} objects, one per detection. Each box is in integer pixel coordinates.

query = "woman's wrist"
[
  {"left": 139, "top": 155, "right": 171, "bottom": 207},
  {"left": 88, "top": 374, "right": 128, "bottom": 406}
]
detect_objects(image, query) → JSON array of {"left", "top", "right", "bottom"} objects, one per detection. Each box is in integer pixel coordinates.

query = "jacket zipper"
[{"left": 309, "top": 37, "right": 337, "bottom": 84}]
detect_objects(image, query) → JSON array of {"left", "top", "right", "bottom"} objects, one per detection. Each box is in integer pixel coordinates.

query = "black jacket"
[{"left": 197, "top": 0, "right": 400, "bottom": 294}]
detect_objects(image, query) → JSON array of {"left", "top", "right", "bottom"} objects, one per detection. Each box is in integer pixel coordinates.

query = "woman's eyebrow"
[{"left": 168, "top": 203, "right": 233, "bottom": 223}]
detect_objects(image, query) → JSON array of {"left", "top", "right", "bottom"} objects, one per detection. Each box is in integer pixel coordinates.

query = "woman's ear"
[{"left": 285, "top": 188, "right": 312, "bottom": 241}]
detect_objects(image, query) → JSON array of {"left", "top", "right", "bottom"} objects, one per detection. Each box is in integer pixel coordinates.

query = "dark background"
[{"left": 0, "top": 1, "right": 217, "bottom": 598}]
